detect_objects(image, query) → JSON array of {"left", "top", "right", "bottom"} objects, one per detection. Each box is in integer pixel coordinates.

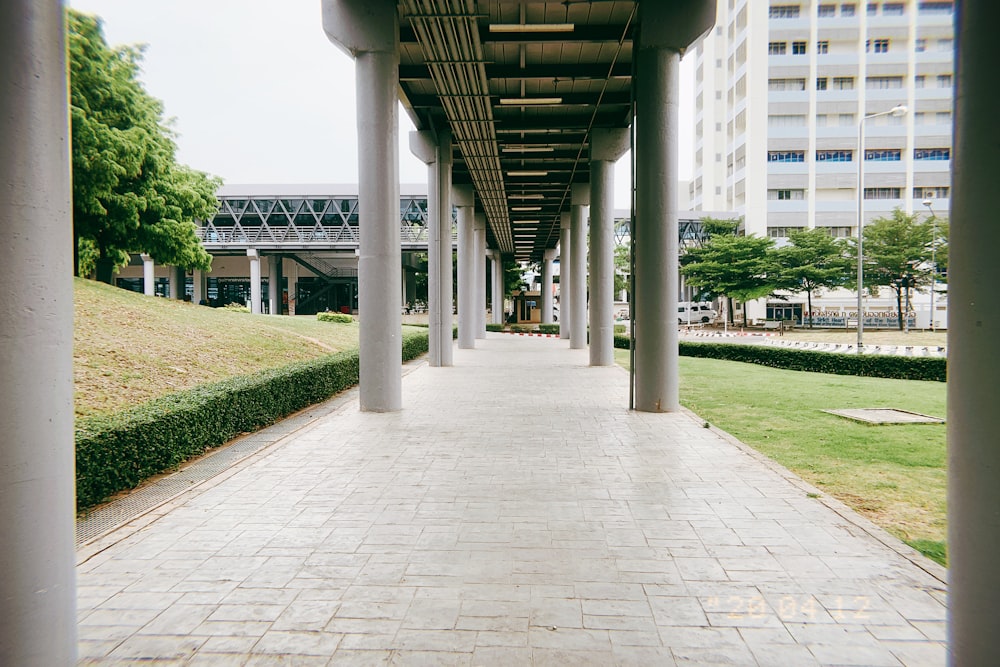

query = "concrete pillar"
[
  {"left": 247, "top": 249, "right": 262, "bottom": 314},
  {"left": 410, "top": 130, "right": 452, "bottom": 365},
  {"left": 541, "top": 249, "right": 556, "bottom": 324},
  {"left": 633, "top": 2, "right": 712, "bottom": 412},
  {"left": 0, "top": 3, "right": 77, "bottom": 663},
  {"left": 268, "top": 255, "right": 282, "bottom": 315},
  {"left": 948, "top": 3, "right": 1000, "bottom": 662},
  {"left": 141, "top": 253, "right": 155, "bottom": 295},
  {"left": 192, "top": 268, "right": 207, "bottom": 305},
  {"left": 590, "top": 128, "right": 630, "bottom": 366},
  {"left": 475, "top": 213, "right": 487, "bottom": 339},
  {"left": 489, "top": 250, "right": 503, "bottom": 325},
  {"left": 324, "top": 0, "right": 402, "bottom": 409},
  {"left": 168, "top": 266, "right": 182, "bottom": 300},
  {"left": 560, "top": 212, "right": 571, "bottom": 339},
  {"left": 455, "top": 185, "right": 475, "bottom": 349},
  {"left": 570, "top": 186, "right": 589, "bottom": 350}
]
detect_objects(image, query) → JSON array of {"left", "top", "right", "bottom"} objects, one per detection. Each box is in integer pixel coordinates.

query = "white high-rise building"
[{"left": 690, "top": 0, "right": 954, "bottom": 322}]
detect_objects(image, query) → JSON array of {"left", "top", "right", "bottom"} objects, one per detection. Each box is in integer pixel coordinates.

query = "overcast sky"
[{"left": 69, "top": 0, "right": 695, "bottom": 208}]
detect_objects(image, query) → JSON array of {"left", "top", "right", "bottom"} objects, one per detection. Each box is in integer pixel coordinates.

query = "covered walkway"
[{"left": 77, "top": 335, "right": 945, "bottom": 665}]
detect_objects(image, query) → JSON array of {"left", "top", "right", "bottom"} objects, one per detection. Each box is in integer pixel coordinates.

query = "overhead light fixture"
[
  {"left": 499, "top": 97, "right": 563, "bottom": 106},
  {"left": 489, "top": 23, "right": 575, "bottom": 33},
  {"left": 501, "top": 145, "right": 556, "bottom": 153},
  {"left": 511, "top": 206, "right": 542, "bottom": 212},
  {"left": 512, "top": 220, "right": 540, "bottom": 225},
  {"left": 508, "top": 170, "right": 548, "bottom": 177},
  {"left": 508, "top": 194, "right": 545, "bottom": 200}
]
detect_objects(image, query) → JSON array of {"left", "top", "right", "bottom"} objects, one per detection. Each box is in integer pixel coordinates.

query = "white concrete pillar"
[
  {"left": 141, "top": 253, "right": 155, "bottom": 295},
  {"left": 590, "top": 128, "right": 630, "bottom": 366},
  {"left": 247, "top": 248, "right": 262, "bottom": 314},
  {"left": 0, "top": 2, "right": 77, "bottom": 662},
  {"left": 633, "top": 1, "right": 713, "bottom": 412},
  {"left": 570, "top": 186, "right": 589, "bottom": 350},
  {"left": 948, "top": 3, "right": 1000, "bottom": 662},
  {"left": 475, "top": 213, "right": 487, "bottom": 339},
  {"left": 268, "top": 255, "right": 282, "bottom": 315},
  {"left": 541, "top": 249, "right": 556, "bottom": 324},
  {"left": 489, "top": 250, "right": 503, "bottom": 325},
  {"left": 410, "top": 130, "right": 441, "bottom": 364},
  {"left": 436, "top": 131, "right": 454, "bottom": 364},
  {"left": 559, "top": 212, "right": 572, "bottom": 340},
  {"left": 325, "top": 0, "right": 403, "bottom": 410},
  {"left": 192, "top": 268, "right": 207, "bottom": 305},
  {"left": 455, "top": 185, "right": 476, "bottom": 349}
]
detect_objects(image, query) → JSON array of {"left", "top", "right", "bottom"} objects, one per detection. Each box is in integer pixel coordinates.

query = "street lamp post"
[
  {"left": 857, "top": 104, "right": 908, "bottom": 353},
  {"left": 923, "top": 199, "right": 937, "bottom": 331}
]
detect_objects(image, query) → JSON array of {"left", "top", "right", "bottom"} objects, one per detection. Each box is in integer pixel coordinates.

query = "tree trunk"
[
  {"left": 807, "top": 289, "right": 814, "bottom": 328},
  {"left": 95, "top": 256, "right": 115, "bottom": 284},
  {"left": 895, "top": 288, "right": 904, "bottom": 331}
]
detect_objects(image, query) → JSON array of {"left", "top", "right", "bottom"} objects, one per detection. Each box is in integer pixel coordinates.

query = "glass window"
[
  {"left": 816, "top": 77, "right": 828, "bottom": 90},
  {"left": 769, "top": 5, "right": 802, "bottom": 18},
  {"left": 817, "top": 40, "right": 829, "bottom": 54},
  {"left": 918, "top": 1, "right": 953, "bottom": 14},
  {"left": 768, "top": 189, "right": 806, "bottom": 200},
  {"left": 768, "top": 41, "right": 787, "bottom": 55},
  {"left": 937, "top": 74, "right": 953, "bottom": 88},
  {"left": 914, "top": 75, "right": 926, "bottom": 88},
  {"left": 866, "top": 76, "right": 904, "bottom": 89},
  {"left": 833, "top": 77, "right": 855, "bottom": 90},
  {"left": 817, "top": 150, "right": 854, "bottom": 162},
  {"left": 818, "top": 4, "right": 837, "bottom": 16},
  {"left": 840, "top": 113, "right": 856, "bottom": 126},
  {"left": 768, "top": 114, "right": 808, "bottom": 127},
  {"left": 865, "top": 149, "right": 902, "bottom": 161},
  {"left": 938, "top": 38, "right": 953, "bottom": 52},
  {"left": 936, "top": 111, "right": 952, "bottom": 124},
  {"left": 883, "top": 3, "right": 904, "bottom": 15},
  {"left": 864, "top": 187, "right": 902, "bottom": 199},
  {"left": 768, "top": 78, "right": 806, "bottom": 91},
  {"left": 826, "top": 227, "right": 853, "bottom": 238},
  {"left": 767, "top": 151, "right": 806, "bottom": 162},
  {"left": 841, "top": 3, "right": 856, "bottom": 15},
  {"left": 867, "top": 3, "right": 878, "bottom": 15},
  {"left": 792, "top": 41, "right": 808, "bottom": 54},
  {"left": 914, "top": 148, "right": 950, "bottom": 160},
  {"left": 915, "top": 38, "right": 926, "bottom": 52},
  {"left": 768, "top": 227, "right": 806, "bottom": 238}
]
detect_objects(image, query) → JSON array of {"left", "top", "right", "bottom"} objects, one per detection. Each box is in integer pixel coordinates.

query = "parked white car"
[{"left": 678, "top": 302, "right": 717, "bottom": 324}]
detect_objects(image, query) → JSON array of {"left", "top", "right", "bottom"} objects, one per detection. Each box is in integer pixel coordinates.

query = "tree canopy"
[
  {"left": 68, "top": 10, "right": 219, "bottom": 282},
  {"left": 680, "top": 234, "right": 781, "bottom": 321},
  {"left": 776, "top": 228, "right": 852, "bottom": 327}
]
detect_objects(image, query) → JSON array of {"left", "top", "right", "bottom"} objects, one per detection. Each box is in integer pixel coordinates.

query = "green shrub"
[
  {"left": 612, "top": 334, "right": 945, "bottom": 382},
  {"left": 510, "top": 324, "right": 536, "bottom": 333},
  {"left": 317, "top": 311, "right": 354, "bottom": 323},
  {"left": 486, "top": 323, "right": 504, "bottom": 332},
  {"left": 613, "top": 324, "right": 626, "bottom": 334},
  {"left": 538, "top": 324, "right": 559, "bottom": 335},
  {"left": 222, "top": 302, "right": 249, "bottom": 313},
  {"left": 76, "top": 330, "right": 430, "bottom": 510}
]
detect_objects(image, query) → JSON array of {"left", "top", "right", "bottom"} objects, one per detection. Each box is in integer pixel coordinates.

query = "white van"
[{"left": 678, "top": 301, "right": 718, "bottom": 324}]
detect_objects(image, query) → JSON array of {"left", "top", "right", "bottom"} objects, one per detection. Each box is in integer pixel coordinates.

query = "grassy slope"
[
  {"left": 615, "top": 348, "right": 946, "bottom": 564},
  {"left": 74, "top": 278, "right": 379, "bottom": 418}
]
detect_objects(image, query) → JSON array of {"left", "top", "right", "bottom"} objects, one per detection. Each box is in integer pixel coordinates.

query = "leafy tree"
[
  {"left": 614, "top": 243, "right": 630, "bottom": 298},
  {"left": 680, "top": 235, "right": 781, "bottom": 324},
  {"left": 697, "top": 216, "right": 740, "bottom": 243},
  {"left": 68, "top": 10, "right": 219, "bottom": 283},
  {"left": 851, "top": 208, "right": 936, "bottom": 330},
  {"left": 776, "top": 228, "right": 852, "bottom": 328}
]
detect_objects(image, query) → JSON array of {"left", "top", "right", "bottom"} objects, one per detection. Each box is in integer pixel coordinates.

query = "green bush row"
[
  {"left": 317, "top": 311, "right": 354, "bottom": 323},
  {"left": 612, "top": 334, "right": 945, "bottom": 382},
  {"left": 75, "top": 330, "right": 430, "bottom": 510},
  {"left": 538, "top": 324, "right": 560, "bottom": 335},
  {"left": 486, "top": 323, "right": 504, "bottom": 332}
]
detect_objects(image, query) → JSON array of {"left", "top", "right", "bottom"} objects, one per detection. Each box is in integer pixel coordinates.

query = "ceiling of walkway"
[{"left": 398, "top": 0, "right": 636, "bottom": 262}]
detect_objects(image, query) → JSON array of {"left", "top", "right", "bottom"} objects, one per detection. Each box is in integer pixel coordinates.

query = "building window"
[
  {"left": 767, "top": 151, "right": 806, "bottom": 163},
  {"left": 841, "top": 3, "right": 856, "bottom": 15},
  {"left": 865, "top": 149, "right": 902, "bottom": 161},
  {"left": 833, "top": 76, "right": 855, "bottom": 90},
  {"left": 914, "top": 148, "right": 950, "bottom": 160},
  {"left": 818, "top": 4, "right": 837, "bottom": 16},
  {"left": 769, "top": 5, "right": 802, "bottom": 18},
  {"left": 839, "top": 113, "right": 856, "bottom": 125},
  {"left": 816, "top": 77, "right": 828, "bottom": 90},
  {"left": 866, "top": 75, "right": 904, "bottom": 89},
  {"left": 768, "top": 114, "right": 808, "bottom": 127},
  {"left": 918, "top": 1, "right": 953, "bottom": 14},
  {"left": 768, "top": 77, "right": 807, "bottom": 91},
  {"left": 792, "top": 41, "right": 808, "bottom": 54},
  {"left": 817, "top": 150, "right": 853, "bottom": 162},
  {"left": 914, "top": 75, "right": 926, "bottom": 88},
  {"left": 768, "top": 41, "right": 787, "bottom": 55},
  {"left": 914, "top": 187, "right": 950, "bottom": 199},
  {"left": 864, "top": 187, "right": 902, "bottom": 199},
  {"left": 866, "top": 39, "right": 890, "bottom": 53},
  {"left": 826, "top": 226, "right": 853, "bottom": 238},
  {"left": 937, "top": 74, "right": 953, "bottom": 88},
  {"left": 938, "top": 38, "right": 953, "bottom": 52},
  {"left": 768, "top": 227, "right": 806, "bottom": 238},
  {"left": 883, "top": 3, "right": 904, "bottom": 15},
  {"left": 867, "top": 3, "right": 878, "bottom": 15},
  {"left": 936, "top": 111, "right": 952, "bottom": 124},
  {"left": 915, "top": 38, "right": 926, "bottom": 52},
  {"left": 767, "top": 189, "right": 806, "bottom": 200},
  {"left": 817, "top": 40, "right": 829, "bottom": 54}
]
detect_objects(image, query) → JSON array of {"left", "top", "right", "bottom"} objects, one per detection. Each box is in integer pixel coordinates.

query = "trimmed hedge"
[
  {"left": 510, "top": 324, "right": 535, "bottom": 333},
  {"left": 538, "top": 324, "right": 559, "bottom": 335},
  {"left": 486, "top": 323, "right": 504, "bottom": 332},
  {"left": 76, "top": 330, "right": 430, "bottom": 510},
  {"left": 317, "top": 311, "right": 354, "bottom": 323},
  {"left": 612, "top": 334, "right": 946, "bottom": 382}
]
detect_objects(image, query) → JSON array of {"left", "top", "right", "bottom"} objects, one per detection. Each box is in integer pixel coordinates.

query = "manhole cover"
[{"left": 823, "top": 408, "right": 945, "bottom": 425}]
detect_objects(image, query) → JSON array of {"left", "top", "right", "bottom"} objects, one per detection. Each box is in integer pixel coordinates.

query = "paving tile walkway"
[{"left": 76, "top": 334, "right": 947, "bottom": 665}]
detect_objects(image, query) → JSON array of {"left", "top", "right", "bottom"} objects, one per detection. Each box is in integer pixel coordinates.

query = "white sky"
[{"left": 69, "top": 0, "right": 695, "bottom": 208}]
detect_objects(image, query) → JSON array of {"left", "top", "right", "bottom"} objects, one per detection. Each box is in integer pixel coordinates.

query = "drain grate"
[{"left": 823, "top": 408, "right": 945, "bottom": 425}]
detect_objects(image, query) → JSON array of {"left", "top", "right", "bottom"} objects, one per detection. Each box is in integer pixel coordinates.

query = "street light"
[
  {"left": 857, "top": 104, "right": 908, "bottom": 353},
  {"left": 923, "top": 198, "right": 937, "bottom": 331}
]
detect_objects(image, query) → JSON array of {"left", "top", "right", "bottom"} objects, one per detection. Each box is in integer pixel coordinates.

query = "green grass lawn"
[{"left": 615, "top": 349, "right": 947, "bottom": 565}]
